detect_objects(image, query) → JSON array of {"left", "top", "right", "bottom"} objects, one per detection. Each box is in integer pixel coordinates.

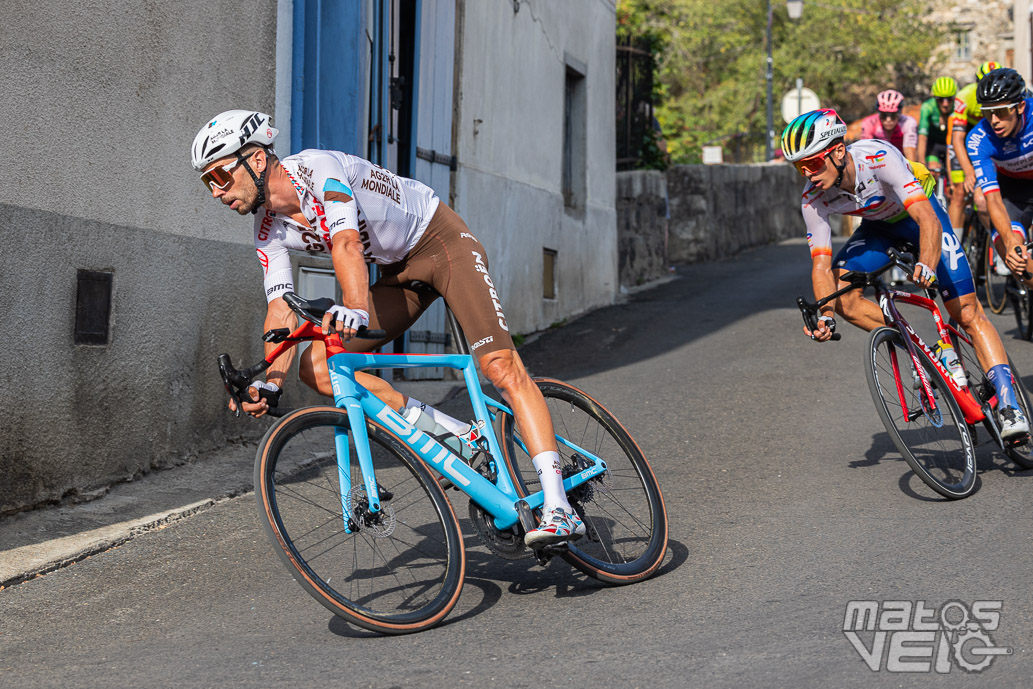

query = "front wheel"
[
  {"left": 864, "top": 328, "right": 977, "bottom": 499},
  {"left": 255, "top": 406, "right": 466, "bottom": 634},
  {"left": 499, "top": 379, "right": 668, "bottom": 583}
]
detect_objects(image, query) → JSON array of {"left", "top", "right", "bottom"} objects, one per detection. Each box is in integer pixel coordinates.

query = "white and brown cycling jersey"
[{"left": 254, "top": 149, "right": 440, "bottom": 301}]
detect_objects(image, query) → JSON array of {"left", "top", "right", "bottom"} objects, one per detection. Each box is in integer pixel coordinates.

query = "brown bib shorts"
[{"left": 349, "top": 203, "right": 514, "bottom": 356}]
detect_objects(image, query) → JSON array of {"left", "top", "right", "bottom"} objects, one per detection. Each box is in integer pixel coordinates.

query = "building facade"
[
  {"left": 930, "top": 0, "right": 1015, "bottom": 85},
  {"left": 0, "top": 0, "right": 617, "bottom": 514}
]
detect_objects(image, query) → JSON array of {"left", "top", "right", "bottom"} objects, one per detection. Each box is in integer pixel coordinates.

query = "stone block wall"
[
  {"left": 617, "top": 170, "right": 669, "bottom": 288},
  {"left": 665, "top": 163, "right": 804, "bottom": 264}
]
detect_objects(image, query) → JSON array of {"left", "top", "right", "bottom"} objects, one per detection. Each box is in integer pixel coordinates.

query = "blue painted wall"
[{"left": 291, "top": 0, "right": 368, "bottom": 156}]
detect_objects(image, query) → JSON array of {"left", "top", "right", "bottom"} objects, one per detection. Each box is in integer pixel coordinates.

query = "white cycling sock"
[
  {"left": 403, "top": 398, "right": 470, "bottom": 435},
  {"left": 533, "top": 451, "right": 571, "bottom": 513}
]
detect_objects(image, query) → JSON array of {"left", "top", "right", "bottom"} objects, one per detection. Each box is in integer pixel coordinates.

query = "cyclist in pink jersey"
[
  {"left": 859, "top": 90, "right": 918, "bottom": 161},
  {"left": 192, "top": 110, "right": 585, "bottom": 546}
]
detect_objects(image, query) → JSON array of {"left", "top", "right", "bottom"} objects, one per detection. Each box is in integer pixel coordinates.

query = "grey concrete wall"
[
  {"left": 453, "top": 0, "right": 618, "bottom": 334},
  {"left": 666, "top": 163, "right": 805, "bottom": 263},
  {"left": 0, "top": 1, "right": 280, "bottom": 513},
  {"left": 616, "top": 170, "right": 669, "bottom": 288}
]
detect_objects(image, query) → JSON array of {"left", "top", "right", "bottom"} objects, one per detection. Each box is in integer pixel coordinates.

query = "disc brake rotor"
[{"left": 345, "top": 486, "right": 395, "bottom": 538}]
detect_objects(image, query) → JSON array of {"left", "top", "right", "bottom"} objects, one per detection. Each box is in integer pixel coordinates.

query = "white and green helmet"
[
  {"left": 780, "top": 109, "right": 847, "bottom": 162},
  {"left": 191, "top": 109, "right": 278, "bottom": 171}
]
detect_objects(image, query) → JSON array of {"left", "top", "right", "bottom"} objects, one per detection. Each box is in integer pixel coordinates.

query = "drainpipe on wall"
[{"left": 449, "top": 0, "right": 466, "bottom": 208}]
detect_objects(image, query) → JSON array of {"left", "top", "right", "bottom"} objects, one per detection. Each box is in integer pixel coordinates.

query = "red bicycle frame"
[{"left": 876, "top": 286, "right": 992, "bottom": 426}]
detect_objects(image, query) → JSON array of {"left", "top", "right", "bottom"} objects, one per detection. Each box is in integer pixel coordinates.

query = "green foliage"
[
  {"left": 618, "top": 0, "right": 949, "bottom": 164},
  {"left": 512, "top": 333, "right": 526, "bottom": 348}
]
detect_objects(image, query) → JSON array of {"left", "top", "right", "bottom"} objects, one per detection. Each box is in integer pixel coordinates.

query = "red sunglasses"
[
  {"left": 200, "top": 150, "right": 256, "bottom": 192},
  {"left": 793, "top": 148, "right": 835, "bottom": 176}
]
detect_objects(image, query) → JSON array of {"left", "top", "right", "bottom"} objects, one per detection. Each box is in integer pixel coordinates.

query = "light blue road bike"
[{"left": 218, "top": 293, "right": 668, "bottom": 634}]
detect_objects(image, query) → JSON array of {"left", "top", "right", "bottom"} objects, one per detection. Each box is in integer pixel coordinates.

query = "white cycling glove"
[
  {"left": 326, "top": 305, "right": 370, "bottom": 331},
  {"left": 247, "top": 380, "right": 281, "bottom": 406},
  {"left": 249, "top": 380, "right": 280, "bottom": 394},
  {"left": 914, "top": 262, "right": 936, "bottom": 284}
]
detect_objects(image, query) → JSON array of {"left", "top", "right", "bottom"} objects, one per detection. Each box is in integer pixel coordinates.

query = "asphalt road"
[{"left": 3, "top": 238, "right": 1033, "bottom": 688}]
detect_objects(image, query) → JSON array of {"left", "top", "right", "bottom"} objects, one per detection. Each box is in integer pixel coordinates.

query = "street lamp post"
[
  {"left": 766, "top": 0, "right": 774, "bottom": 160},
  {"left": 766, "top": 0, "right": 805, "bottom": 160}
]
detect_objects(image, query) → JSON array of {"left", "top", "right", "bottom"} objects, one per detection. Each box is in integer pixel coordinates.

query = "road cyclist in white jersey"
[
  {"left": 782, "top": 108, "right": 1029, "bottom": 438},
  {"left": 192, "top": 110, "right": 585, "bottom": 546}
]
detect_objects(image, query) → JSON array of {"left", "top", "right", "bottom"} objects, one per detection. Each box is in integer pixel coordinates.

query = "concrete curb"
[
  {"left": 0, "top": 498, "right": 221, "bottom": 588},
  {"left": 0, "top": 380, "right": 464, "bottom": 590}
]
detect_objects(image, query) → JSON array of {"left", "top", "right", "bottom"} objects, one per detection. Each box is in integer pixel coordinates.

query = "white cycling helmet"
[{"left": 191, "top": 109, "right": 278, "bottom": 171}]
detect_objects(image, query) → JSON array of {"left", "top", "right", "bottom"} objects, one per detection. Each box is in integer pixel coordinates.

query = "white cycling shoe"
[
  {"left": 524, "top": 507, "right": 586, "bottom": 547},
  {"left": 994, "top": 253, "right": 1011, "bottom": 277},
  {"left": 999, "top": 406, "right": 1030, "bottom": 440}
]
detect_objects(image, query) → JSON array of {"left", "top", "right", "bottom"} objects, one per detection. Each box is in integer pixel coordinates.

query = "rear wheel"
[
  {"left": 1012, "top": 281, "right": 1033, "bottom": 341},
  {"left": 499, "top": 379, "right": 668, "bottom": 584},
  {"left": 864, "top": 327, "right": 977, "bottom": 499},
  {"left": 961, "top": 217, "right": 984, "bottom": 298},
  {"left": 1002, "top": 358, "right": 1033, "bottom": 469},
  {"left": 950, "top": 329, "right": 1033, "bottom": 469},
  {"left": 255, "top": 407, "right": 466, "bottom": 634},
  {"left": 986, "top": 242, "right": 1009, "bottom": 314}
]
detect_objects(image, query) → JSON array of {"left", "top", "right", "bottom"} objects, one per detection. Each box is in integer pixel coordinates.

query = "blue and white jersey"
[
  {"left": 966, "top": 97, "right": 1033, "bottom": 195},
  {"left": 253, "top": 150, "right": 440, "bottom": 302}
]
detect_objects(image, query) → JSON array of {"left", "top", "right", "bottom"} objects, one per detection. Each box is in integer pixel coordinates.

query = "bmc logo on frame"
[{"left": 843, "top": 600, "right": 1011, "bottom": 673}]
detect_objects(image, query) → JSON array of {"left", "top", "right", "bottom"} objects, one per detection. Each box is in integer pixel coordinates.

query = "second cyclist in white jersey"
[{"left": 783, "top": 108, "right": 1028, "bottom": 437}]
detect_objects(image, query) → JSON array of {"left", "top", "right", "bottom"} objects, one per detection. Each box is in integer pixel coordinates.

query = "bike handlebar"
[
  {"left": 217, "top": 292, "right": 388, "bottom": 418},
  {"left": 795, "top": 248, "right": 921, "bottom": 343}
]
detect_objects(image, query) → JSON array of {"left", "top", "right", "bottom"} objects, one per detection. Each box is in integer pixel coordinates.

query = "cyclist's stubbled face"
[
  {"left": 205, "top": 150, "right": 261, "bottom": 216},
  {"left": 985, "top": 101, "right": 1025, "bottom": 138},
  {"left": 936, "top": 97, "right": 954, "bottom": 118}
]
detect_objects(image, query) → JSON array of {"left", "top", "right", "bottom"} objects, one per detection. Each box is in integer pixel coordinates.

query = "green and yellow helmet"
[
  {"left": 931, "top": 76, "right": 957, "bottom": 98},
  {"left": 976, "top": 61, "right": 1002, "bottom": 82},
  {"left": 780, "top": 109, "right": 847, "bottom": 162}
]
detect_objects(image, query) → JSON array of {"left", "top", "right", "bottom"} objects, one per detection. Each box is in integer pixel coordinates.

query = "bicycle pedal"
[{"left": 531, "top": 542, "right": 569, "bottom": 566}]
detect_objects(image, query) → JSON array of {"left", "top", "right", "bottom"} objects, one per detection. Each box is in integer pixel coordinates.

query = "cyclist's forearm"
[
  {"left": 263, "top": 299, "right": 298, "bottom": 388},
  {"left": 987, "top": 193, "right": 1017, "bottom": 250},
  {"left": 916, "top": 134, "right": 927, "bottom": 163},
  {"left": 911, "top": 201, "right": 943, "bottom": 270},
  {"left": 953, "top": 130, "right": 974, "bottom": 176},
  {"left": 811, "top": 259, "right": 837, "bottom": 317},
  {"left": 330, "top": 236, "right": 371, "bottom": 311}
]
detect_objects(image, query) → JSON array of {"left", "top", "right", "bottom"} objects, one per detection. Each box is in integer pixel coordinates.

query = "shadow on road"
[
  {"left": 323, "top": 531, "right": 690, "bottom": 636},
  {"left": 850, "top": 428, "right": 1033, "bottom": 501},
  {"left": 518, "top": 241, "right": 811, "bottom": 381}
]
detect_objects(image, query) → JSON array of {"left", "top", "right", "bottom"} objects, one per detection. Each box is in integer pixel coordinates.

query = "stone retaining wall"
[{"left": 616, "top": 163, "right": 805, "bottom": 287}]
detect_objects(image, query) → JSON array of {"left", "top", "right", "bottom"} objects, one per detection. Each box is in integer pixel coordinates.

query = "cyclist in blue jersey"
[
  {"left": 783, "top": 108, "right": 1029, "bottom": 438},
  {"left": 966, "top": 68, "right": 1033, "bottom": 287}
]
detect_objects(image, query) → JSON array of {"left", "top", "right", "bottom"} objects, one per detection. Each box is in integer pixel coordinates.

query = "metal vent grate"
[{"left": 74, "top": 270, "right": 113, "bottom": 345}]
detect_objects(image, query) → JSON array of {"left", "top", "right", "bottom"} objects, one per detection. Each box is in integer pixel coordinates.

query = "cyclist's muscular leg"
[
  {"left": 479, "top": 349, "right": 559, "bottom": 456},
  {"left": 948, "top": 182, "right": 966, "bottom": 229},
  {"left": 833, "top": 272, "right": 887, "bottom": 331},
  {"left": 299, "top": 341, "right": 406, "bottom": 410},
  {"left": 945, "top": 294, "right": 1008, "bottom": 372}
]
